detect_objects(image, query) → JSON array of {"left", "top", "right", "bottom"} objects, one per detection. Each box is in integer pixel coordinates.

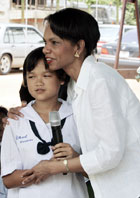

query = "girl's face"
[
  {"left": 43, "top": 23, "right": 77, "bottom": 71},
  {"left": 26, "top": 60, "right": 63, "bottom": 102}
]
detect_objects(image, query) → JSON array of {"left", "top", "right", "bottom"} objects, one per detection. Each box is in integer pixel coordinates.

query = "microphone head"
[{"left": 49, "top": 111, "right": 61, "bottom": 127}]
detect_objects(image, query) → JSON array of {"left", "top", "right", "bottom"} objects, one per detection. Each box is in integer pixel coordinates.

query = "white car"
[{"left": 0, "top": 23, "right": 45, "bottom": 75}]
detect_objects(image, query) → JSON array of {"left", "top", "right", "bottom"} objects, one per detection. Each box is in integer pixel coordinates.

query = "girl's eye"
[
  {"left": 52, "top": 40, "right": 58, "bottom": 45},
  {"left": 44, "top": 74, "right": 51, "bottom": 78},
  {"left": 28, "top": 75, "right": 35, "bottom": 79}
]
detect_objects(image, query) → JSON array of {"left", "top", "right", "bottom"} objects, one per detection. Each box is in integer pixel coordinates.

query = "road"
[
  {"left": 0, "top": 70, "right": 23, "bottom": 110},
  {"left": 0, "top": 71, "right": 140, "bottom": 110}
]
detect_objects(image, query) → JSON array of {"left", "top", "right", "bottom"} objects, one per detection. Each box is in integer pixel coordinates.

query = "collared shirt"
[
  {"left": 0, "top": 176, "right": 7, "bottom": 198},
  {"left": 1, "top": 99, "right": 88, "bottom": 198},
  {"left": 71, "top": 55, "right": 140, "bottom": 198},
  {"left": 0, "top": 144, "right": 7, "bottom": 198}
]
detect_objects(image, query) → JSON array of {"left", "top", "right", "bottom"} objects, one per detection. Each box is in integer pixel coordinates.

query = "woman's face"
[
  {"left": 27, "top": 60, "right": 63, "bottom": 103},
  {"left": 43, "top": 23, "right": 77, "bottom": 71}
]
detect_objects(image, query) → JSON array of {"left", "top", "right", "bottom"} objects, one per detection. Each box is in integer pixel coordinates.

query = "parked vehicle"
[
  {"left": 98, "top": 28, "right": 140, "bottom": 69},
  {"left": 91, "top": 5, "right": 121, "bottom": 25},
  {"left": 97, "top": 24, "right": 136, "bottom": 54},
  {"left": 0, "top": 23, "right": 44, "bottom": 75}
]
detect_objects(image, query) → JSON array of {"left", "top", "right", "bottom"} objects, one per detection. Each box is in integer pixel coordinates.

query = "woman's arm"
[
  {"left": 3, "top": 169, "right": 35, "bottom": 189},
  {"left": 21, "top": 156, "right": 85, "bottom": 185}
]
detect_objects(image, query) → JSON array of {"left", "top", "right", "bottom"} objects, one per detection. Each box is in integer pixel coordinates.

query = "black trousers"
[{"left": 86, "top": 180, "right": 95, "bottom": 198}]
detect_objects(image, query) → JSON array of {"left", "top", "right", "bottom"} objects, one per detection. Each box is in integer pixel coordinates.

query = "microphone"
[
  {"left": 49, "top": 111, "right": 67, "bottom": 175},
  {"left": 49, "top": 111, "right": 63, "bottom": 145}
]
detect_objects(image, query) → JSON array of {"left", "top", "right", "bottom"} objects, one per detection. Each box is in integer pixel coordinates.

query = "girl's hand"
[{"left": 52, "top": 143, "right": 79, "bottom": 160}]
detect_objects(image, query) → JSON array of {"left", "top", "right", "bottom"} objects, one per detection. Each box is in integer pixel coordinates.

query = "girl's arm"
[
  {"left": 3, "top": 169, "right": 35, "bottom": 189},
  {"left": 52, "top": 142, "right": 79, "bottom": 160}
]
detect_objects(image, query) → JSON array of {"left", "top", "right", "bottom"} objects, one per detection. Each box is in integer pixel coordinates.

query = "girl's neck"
[{"left": 32, "top": 100, "right": 61, "bottom": 123}]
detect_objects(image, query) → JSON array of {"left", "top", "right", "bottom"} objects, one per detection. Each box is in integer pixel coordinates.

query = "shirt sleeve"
[
  {"left": 1, "top": 123, "right": 23, "bottom": 177},
  {"left": 80, "top": 78, "right": 127, "bottom": 175}
]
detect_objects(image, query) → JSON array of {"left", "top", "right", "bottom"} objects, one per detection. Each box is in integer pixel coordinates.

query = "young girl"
[{"left": 1, "top": 47, "right": 88, "bottom": 198}]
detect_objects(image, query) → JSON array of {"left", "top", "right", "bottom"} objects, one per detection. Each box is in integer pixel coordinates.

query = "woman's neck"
[{"left": 64, "top": 57, "right": 84, "bottom": 82}]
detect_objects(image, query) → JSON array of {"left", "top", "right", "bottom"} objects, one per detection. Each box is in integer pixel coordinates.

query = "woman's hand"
[
  {"left": 2, "top": 101, "right": 27, "bottom": 125},
  {"left": 21, "top": 160, "right": 62, "bottom": 185},
  {"left": 52, "top": 143, "right": 79, "bottom": 160}
]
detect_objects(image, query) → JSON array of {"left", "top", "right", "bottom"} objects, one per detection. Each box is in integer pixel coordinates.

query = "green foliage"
[
  {"left": 125, "top": 3, "right": 136, "bottom": 25},
  {"left": 86, "top": 0, "right": 120, "bottom": 6},
  {"left": 85, "top": 0, "right": 140, "bottom": 25}
]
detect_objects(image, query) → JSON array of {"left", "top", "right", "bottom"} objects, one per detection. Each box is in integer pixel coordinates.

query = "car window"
[
  {"left": 99, "top": 26, "right": 119, "bottom": 40},
  {"left": 122, "top": 30, "right": 138, "bottom": 44},
  {"left": 25, "top": 28, "right": 44, "bottom": 44},
  {"left": 92, "top": 8, "right": 108, "bottom": 21},
  {"left": 4, "top": 27, "right": 25, "bottom": 44},
  {"left": 4, "top": 28, "right": 11, "bottom": 43}
]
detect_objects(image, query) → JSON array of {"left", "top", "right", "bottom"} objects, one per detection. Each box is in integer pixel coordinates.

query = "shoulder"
[
  {"left": 58, "top": 99, "right": 73, "bottom": 119},
  {"left": 7, "top": 102, "right": 35, "bottom": 128}
]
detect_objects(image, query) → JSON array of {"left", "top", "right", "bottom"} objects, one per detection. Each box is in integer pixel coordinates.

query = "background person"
[
  {"left": 0, "top": 106, "right": 8, "bottom": 198},
  {"left": 1, "top": 47, "right": 89, "bottom": 198}
]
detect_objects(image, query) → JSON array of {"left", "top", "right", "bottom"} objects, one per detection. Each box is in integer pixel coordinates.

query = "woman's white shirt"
[{"left": 70, "top": 55, "right": 140, "bottom": 198}]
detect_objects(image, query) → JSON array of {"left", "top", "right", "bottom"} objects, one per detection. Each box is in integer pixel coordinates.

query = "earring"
[{"left": 74, "top": 51, "right": 80, "bottom": 58}]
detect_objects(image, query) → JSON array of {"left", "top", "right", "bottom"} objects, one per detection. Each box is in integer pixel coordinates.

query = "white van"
[{"left": 91, "top": 5, "right": 121, "bottom": 24}]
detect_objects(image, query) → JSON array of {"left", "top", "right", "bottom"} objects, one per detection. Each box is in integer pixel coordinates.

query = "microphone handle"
[
  {"left": 51, "top": 125, "right": 67, "bottom": 175},
  {"left": 51, "top": 125, "right": 63, "bottom": 145}
]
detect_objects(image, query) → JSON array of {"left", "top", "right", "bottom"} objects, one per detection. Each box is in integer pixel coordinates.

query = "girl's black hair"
[
  {"left": 44, "top": 8, "right": 100, "bottom": 56},
  {"left": 22, "top": 47, "right": 69, "bottom": 102}
]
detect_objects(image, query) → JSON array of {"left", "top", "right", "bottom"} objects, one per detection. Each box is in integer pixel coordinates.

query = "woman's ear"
[
  {"left": 76, "top": 40, "right": 85, "bottom": 55},
  {"left": 60, "top": 81, "right": 65, "bottom": 85}
]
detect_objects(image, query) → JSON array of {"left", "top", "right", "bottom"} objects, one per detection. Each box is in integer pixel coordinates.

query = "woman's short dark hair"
[
  {"left": 22, "top": 47, "right": 69, "bottom": 101},
  {"left": 44, "top": 8, "right": 100, "bottom": 56}
]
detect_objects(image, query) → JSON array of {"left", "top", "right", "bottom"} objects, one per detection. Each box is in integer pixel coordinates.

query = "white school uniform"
[{"left": 1, "top": 99, "right": 88, "bottom": 198}]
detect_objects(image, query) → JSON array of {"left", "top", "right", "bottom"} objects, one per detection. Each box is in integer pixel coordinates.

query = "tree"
[{"left": 86, "top": 0, "right": 140, "bottom": 24}]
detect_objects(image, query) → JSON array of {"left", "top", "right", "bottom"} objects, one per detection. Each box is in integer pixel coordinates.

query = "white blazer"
[{"left": 71, "top": 55, "right": 140, "bottom": 198}]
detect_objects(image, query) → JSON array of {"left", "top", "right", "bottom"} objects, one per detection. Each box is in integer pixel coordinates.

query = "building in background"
[{"left": 0, "top": 0, "right": 63, "bottom": 32}]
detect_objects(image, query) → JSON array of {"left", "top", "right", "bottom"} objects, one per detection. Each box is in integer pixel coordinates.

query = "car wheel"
[{"left": 0, "top": 54, "right": 12, "bottom": 75}]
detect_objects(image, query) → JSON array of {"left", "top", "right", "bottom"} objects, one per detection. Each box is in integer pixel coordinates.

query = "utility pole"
[
  {"left": 56, "top": 0, "right": 60, "bottom": 10},
  {"left": 35, "top": 0, "right": 38, "bottom": 27},
  {"left": 116, "top": 0, "right": 120, "bottom": 24},
  {"left": 21, "top": 0, "right": 25, "bottom": 23},
  {"left": 114, "top": 0, "right": 140, "bottom": 71}
]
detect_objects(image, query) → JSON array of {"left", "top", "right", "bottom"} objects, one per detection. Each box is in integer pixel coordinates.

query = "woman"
[{"left": 5, "top": 8, "right": 140, "bottom": 198}]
